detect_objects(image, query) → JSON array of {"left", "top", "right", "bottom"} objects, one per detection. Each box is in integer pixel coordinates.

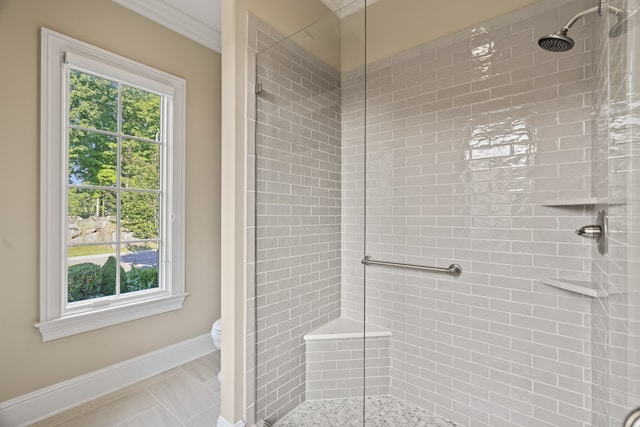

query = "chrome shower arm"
[
  {"left": 562, "top": 6, "right": 598, "bottom": 32},
  {"left": 562, "top": 4, "right": 626, "bottom": 32}
]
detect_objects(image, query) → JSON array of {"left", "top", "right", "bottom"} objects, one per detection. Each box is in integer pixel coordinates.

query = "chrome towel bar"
[{"left": 361, "top": 255, "right": 462, "bottom": 277}]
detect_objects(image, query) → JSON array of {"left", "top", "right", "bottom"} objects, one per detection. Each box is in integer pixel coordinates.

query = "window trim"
[{"left": 37, "top": 28, "right": 187, "bottom": 341}]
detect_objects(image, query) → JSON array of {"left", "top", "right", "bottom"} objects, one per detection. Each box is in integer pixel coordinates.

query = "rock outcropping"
[{"left": 68, "top": 216, "right": 133, "bottom": 245}]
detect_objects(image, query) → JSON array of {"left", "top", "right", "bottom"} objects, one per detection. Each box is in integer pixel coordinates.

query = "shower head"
[
  {"left": 538, "top": 3, "right": 631, "bottom": 52},
  {"left": 609, "top": 16, "right": 628, "bottom": 38},
  {"left": 538, "top": 30, "right": 575, "bottom": 52},
  {"left": 609, "top": 8, "right": 638, "bottom": 38}
]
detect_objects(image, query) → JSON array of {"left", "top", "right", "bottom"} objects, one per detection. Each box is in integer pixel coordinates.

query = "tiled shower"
[{"left": 247, "top": 0, "right": 640, "bottom": 426}]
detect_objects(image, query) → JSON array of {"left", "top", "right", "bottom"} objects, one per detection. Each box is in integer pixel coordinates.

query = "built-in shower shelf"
[
  {"left": 540, "top": 197, "right": 597, "bottom": 207},
  {"left": 304, "top": 317, "right": 391, "bottom": 341},
  {"left": 541, "top": 278, "right": 607, "bottom": 297}
]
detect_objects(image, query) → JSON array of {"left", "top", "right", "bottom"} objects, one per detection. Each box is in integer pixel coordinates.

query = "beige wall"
[
  {"left": 248, "top": 0, "right": 331, "bottom": 39},
  {"left": 245, "top": 0, "right": 546, "bottom": 72},
  {"left": 0, "top": 0, "right": 221, "bottom": 402}
]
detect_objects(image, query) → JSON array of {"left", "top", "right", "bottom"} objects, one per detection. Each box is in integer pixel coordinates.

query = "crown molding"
[{"left": 113, "top": 0, "right": 221, "bottom": 53}]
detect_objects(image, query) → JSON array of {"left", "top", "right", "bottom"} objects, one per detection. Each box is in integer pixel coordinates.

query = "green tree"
[
  {"left": 122, "top": 192, "right": 159, "bottom": 239},
  {"left": 68, "top": 70, "right": 118, "bottom": 131},
  {"left": 100, "top": 256, "right": 125, "bottom": 297},
  {"left": 68, "top": 263, "right": 102, "bottom": 302},
  {"left": 68, "top": 69, "right": 161, "bottom": 236},
  {"left": 67, "top": 257, "right": 129, "bottom": 302},
  {"left": 122, "top": 85, "right": 161, "bottom": 141},
  {"left": 120, "top": 86, "right": 161, "bottom": 239},
  {"left": 124, "top": 266, "right": 159, "bottom": 293},
  {"left": 67, "top": 69, "right": 162, "bottom": 298},
  {"left": 68, "top": 188, "right": 94, "bottom": 218},
  {"left": 68, "top": 71, "right": 119, "bottom": 218}
]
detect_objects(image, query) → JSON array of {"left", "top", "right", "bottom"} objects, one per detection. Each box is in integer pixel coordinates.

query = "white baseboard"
[
  {"left": 217, "top": 415, "right": 246, "bottom": 427},
  {"left": 0, "top": 333, "right": 216, "bottom": 427}
]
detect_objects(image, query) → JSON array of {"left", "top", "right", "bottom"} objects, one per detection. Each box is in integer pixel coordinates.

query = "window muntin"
[
  {"left": 65, "top": 68, "right": 163, "bottom": 308},
  {"left": 38, "top": 28, "right": 186, "bottom": 341}
]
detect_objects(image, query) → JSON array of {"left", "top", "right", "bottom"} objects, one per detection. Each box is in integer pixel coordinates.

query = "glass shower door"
[
  {"left": 360, "top": 0, "right": 640, "bottom": 426},
  {"left": 250, "top": 0, "right": 640, "bottom": 425},
  {"left": 252, "top": 3, "right": 367, "bottom": 425},
  {"left": 602, "top": 0, "right": 640, "bottom": 424}
]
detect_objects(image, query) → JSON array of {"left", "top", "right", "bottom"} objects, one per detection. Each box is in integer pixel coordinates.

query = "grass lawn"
[{"left": 68, "top": 243, "right": 157, "bottom": 258}]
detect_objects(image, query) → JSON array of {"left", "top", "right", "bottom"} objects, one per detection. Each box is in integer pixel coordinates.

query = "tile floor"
[
  {"left": 273, "top": 395, "right": 460, "bottom": 427},
  {"left": 30, "top": 352, "right": 221, "bottom": 427},
  {"left": 31, "top": 353, "right": 458, "bottom": 427}
]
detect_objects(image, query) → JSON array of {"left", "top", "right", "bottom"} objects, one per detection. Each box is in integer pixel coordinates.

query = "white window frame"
[{"left": 37, "top": 28, "right": 186, "bottom": 341}]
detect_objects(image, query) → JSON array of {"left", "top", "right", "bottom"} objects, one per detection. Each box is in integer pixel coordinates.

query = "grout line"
[
  {"left": 114, "top": 403, "right": 164, "bottom": 426},
  {"left": 177, "top": 356, "right": 221, "bottom": 386},
  {"left": 157, "top": 401, "right": 188, "bottom": 427},
  {"left": 183, "top": 401, "right": 221, "bottom": 426},
  {"left": 33, "top": 360, "right": 217, "bottom": 427}
]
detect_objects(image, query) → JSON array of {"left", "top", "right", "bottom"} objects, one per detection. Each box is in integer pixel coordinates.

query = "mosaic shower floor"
[{"left": 273, "top": 395, "right": 460, "bottom": 427}]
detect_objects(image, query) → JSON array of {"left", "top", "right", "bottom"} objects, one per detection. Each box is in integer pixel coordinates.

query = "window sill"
[{"left": 35, "top": 293, "right": 187, "bottom": 342}]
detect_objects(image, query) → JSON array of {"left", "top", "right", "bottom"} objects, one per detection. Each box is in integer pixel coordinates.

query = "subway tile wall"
[
  {"left": 306, "top": 337, "right": 390, "bottom": 400},
  {"left": 252, "top": 15, "right": 344, "bottom": 423},
  {"left": 341, "top": 1, "right": 600, "bottom": 426},
  {"left": 249, "top": 0, "right": 640, "bottom": 425}
]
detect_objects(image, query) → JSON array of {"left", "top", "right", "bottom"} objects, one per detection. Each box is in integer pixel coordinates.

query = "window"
[{"left": 37, "top": 28, "right": 186, "bottom": 341}]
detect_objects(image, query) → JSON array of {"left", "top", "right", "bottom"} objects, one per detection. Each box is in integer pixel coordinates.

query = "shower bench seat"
[{"left": 303, "top": 317, "right": 392, "bottom": 400}]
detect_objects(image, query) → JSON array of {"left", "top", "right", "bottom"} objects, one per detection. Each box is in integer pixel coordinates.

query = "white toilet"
[{"left": 211, "top": 318, "right": 222, "bottom": 382}]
